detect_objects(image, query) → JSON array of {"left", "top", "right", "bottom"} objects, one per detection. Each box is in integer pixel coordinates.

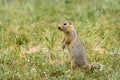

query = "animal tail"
[{"left": 89, "top": 62, "right": 103, "bottom": 71}]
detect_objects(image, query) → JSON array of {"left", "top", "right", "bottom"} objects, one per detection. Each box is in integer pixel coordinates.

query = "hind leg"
[
  {"left": 71, "top": 60, "right": 79, "bottom": 69},
  {"left": 85, "top": 63, "right": 91, "bottom": 70}
]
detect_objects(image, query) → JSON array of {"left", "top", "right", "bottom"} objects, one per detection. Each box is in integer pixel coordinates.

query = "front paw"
[{"left": 62, "top": 44, "right": 65, "bottom": 49}]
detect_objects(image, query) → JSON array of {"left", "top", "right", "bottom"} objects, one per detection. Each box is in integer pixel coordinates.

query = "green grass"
[{"left": 0, "top": 0, "right": 120, "bottom": 79}]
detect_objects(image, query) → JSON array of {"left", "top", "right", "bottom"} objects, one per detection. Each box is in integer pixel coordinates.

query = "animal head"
[{"left": 58, "top": 21, "right": 73, "bottom": 33}]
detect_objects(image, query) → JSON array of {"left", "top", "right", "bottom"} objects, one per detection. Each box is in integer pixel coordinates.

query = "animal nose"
[{"left": 58, "top": 26, "right": 61, "bottom": 29}]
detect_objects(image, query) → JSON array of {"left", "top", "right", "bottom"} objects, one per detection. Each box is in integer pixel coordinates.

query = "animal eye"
[{"left": 63, "top": 23, "right": 66, "bottom": 25}]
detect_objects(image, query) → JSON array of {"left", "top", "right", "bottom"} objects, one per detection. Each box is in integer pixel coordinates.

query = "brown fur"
[{"left": 58, "top": 21, "right": 103, "bottom": 70}]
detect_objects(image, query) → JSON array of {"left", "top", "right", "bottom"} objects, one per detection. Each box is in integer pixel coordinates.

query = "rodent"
[{"left": 58, "top": 21, "right": 103, "bottom": 71}]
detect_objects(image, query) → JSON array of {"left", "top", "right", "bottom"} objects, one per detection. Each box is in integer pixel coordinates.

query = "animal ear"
[{"left": 69, "top": 21, "right": 71, "bottom": 25}]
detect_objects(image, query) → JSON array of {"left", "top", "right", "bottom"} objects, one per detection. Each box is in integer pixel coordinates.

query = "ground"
[{"left": 0, "top": 0, "right": 120, "bottom": 80}]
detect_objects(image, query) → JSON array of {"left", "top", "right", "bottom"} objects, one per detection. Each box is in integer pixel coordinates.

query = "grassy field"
[{"left": 0, "top": 0, "right": 120, "bottom": 79}]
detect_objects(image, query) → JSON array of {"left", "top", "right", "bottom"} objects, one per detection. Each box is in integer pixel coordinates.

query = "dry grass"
[{"left": 0, "top": 0, "right": 120, "bottom": 79}]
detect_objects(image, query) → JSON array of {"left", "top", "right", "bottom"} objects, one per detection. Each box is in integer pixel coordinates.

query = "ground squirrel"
[{"left": 58, "top": 21, "right": 103, "bottom": 71}]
